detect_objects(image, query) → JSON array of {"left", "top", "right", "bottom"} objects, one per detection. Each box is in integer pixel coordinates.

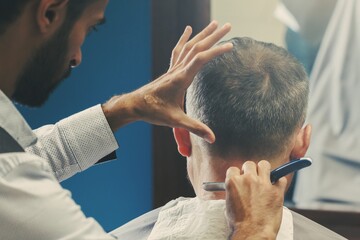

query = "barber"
[{"left": 0, "top": 0, "right": 286, "bottom": 239}]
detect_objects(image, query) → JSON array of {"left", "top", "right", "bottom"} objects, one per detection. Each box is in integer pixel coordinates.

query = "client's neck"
[{"left": 195, "top": 155, "right": 245, "bottom": 201}]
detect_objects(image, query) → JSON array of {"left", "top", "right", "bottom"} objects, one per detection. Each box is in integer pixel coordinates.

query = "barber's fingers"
[
  {"left": 242, "top": 161, "right": 258, "bottom": 175},
  {"left": 172, "top": 111, "right": 215, "bottom": 143},
  {"left": 226, "top": 166, "right": 241, "bottom": 181},
  {"left": 173, "top": 21, "right": 219, "bottom": 67},
  {"left": 182, "top": 23, "right": 232, "bottom": 67},
  {"left": 181, "top": 42, "right": 233, "bottom": 87},
  {"left": 257, "top": 160, "right": 272, "bottom": 182},
  {"left": 170, "top": 26, "right": 193, "bottom": 69},
  {"left": 185, "top": 21, "right": 218, "bottom": 48},
  {"left": 225, "top": 167, "right": 242, "bottom": 192}
]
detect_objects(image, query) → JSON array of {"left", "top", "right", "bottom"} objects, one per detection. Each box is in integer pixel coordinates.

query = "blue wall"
[{"left": 17, "top": 1, "right": 152, "bottom": 232}]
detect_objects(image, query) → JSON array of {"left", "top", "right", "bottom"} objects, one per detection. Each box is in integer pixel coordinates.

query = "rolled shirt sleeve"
[{"left": 26, "top": 105, "right": 119, "bottom": 182}]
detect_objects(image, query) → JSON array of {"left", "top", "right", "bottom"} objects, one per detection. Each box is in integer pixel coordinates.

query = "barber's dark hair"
[
  {"left": 0, "top": 0, "right": 27, "bottom": 35},
  {"left": 186, "top": 37, "right": 309, "bottom": 159},
  {"left": 0, "top": 0, "right": 97, "bottom": 35}
]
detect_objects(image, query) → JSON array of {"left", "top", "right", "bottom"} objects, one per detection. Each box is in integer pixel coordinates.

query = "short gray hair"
[{"left": 186, "top": 37, "right": 309, "bottom": 159}]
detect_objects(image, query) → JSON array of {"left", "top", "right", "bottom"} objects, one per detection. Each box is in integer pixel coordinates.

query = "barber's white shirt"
[
  {"left": 148, "top": 197, "right": 293, "bottom": 240},
  {"left": 0, "top": 90, "right": 118, "bottom": 239}
]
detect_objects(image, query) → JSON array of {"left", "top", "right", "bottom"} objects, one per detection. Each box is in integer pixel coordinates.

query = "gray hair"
[{"left": 186, "top": 37, "right": 309, "bottom": 159}]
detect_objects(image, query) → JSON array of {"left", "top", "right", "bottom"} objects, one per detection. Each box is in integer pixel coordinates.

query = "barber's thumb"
[{"left": 179, "top": 115, "right": 215, "bottom": 143}]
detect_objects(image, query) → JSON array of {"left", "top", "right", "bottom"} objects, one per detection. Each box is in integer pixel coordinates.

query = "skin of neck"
[
  {"left": 0, "top": 2, "right": 47, "bottom": 97},
  {"left": 188, "top": 135, "right": 295, "bottom": 200}
]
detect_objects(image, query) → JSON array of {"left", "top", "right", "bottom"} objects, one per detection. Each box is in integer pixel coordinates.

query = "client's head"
[{"left": 173, "top": 37, "right": 311, "bottom": 198}]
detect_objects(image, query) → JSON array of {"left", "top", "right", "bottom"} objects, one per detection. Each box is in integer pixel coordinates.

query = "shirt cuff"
[{"left": 58, "top": 105, "right": 119, "bottom": 171}]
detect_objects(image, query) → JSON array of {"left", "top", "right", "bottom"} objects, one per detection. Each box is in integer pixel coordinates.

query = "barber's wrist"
[{"left": 102, "top": 92, "right": 140, "bottom": 132}]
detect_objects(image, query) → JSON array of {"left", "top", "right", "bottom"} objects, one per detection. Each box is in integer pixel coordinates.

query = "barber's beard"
[{"left": 12, "top": 24, "right": 72, "bottom": 107}]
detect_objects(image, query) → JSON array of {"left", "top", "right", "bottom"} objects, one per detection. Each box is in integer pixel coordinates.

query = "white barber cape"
[
  {"left": 148, "top": 197, "right": 293, "bottom": 240},
  {"left": 294, "top": 0, "right": 360, "bottom": 206},
  {"left": 111, "top": 197, "right": 345, "bottom": 239}
]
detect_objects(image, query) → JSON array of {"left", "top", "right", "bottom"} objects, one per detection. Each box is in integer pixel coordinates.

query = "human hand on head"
[
  {"left": 102, "top": 21, "right": 232, "bottom": 143},
  {"left": 225, "top": 160, "right": 287, "bottom": 240}
]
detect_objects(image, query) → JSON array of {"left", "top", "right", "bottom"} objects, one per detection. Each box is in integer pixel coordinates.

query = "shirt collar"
[{"left": 0, "top": 90, "right": 37, "bottom": 148}]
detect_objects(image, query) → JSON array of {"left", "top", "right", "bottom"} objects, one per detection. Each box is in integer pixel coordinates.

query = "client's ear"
[
  {"left": 173, "top": 128, "right": 192, "bottom": 157},
  {"left": 290, "top": 124, "right": 312, "bottom": 159}
]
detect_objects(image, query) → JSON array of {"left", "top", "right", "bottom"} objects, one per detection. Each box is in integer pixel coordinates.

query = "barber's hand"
[
  {"left": 225, "top": 161, "right": 287, "bottom": 240},
  {"left": 102, "top": 21, "right": 232, "bottom": 143}
]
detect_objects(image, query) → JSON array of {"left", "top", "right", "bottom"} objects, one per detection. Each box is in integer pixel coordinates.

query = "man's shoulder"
[
  {"left": 290, "top": 210, "right": 347, "bottom": 240},
  {"left": 109, "top": 207, "right": 162, "bottom": 240},
  {"left": 109, "top": 197, "right": 189, "bottom": 240}
]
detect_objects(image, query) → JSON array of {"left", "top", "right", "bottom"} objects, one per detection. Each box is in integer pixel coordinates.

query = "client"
[{"left": 111, "top": 37, "right": 345, "bottom": 240}]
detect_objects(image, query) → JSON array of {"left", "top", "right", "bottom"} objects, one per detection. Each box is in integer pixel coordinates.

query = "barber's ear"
[
  {"left": 290, "top": 124, "right": 312, "bottom": 159},
  {"left": 173, "top": 128, "right": 192, "bottom": 157},
  {"left": 36, "top": 0, "right": 69, "bottom": 34}
]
